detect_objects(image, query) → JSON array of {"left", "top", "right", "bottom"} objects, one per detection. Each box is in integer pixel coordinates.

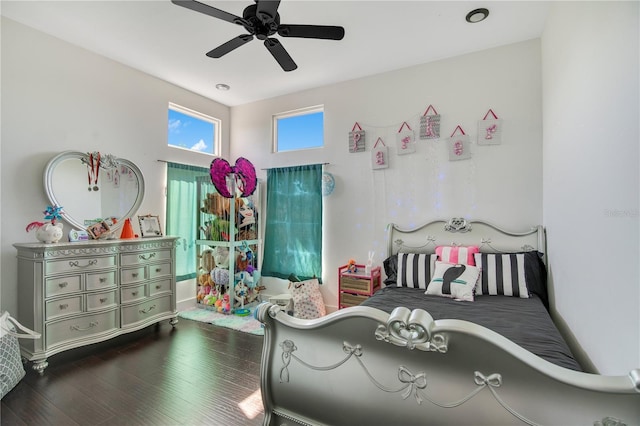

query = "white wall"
[
  {"left": 542, "top": 2, "right": 639, "bottom": 375},
  {"left": 0, "top": 18, "right": 230, "bottom": 315},
  {"left": 231, "top": 39, "right": 543, "bottom": 309}
]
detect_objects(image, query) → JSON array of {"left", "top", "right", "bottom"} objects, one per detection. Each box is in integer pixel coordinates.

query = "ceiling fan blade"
[
  {"left": 277, "top": 24, "right": 345, "bottom": 40},
  {"left": 256, "top": 0, "right": 281, "bottom": 24},
  {"left": 206, "top": 34, "right": 254, "bottom": 58},
  {"left": 264, "top": 38, "right": 297, "bottom": 72},
  {"left": 171, "top": 0, "right": 244, "bottom": 25}
]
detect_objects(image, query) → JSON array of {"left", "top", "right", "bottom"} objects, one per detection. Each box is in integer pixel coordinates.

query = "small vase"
[{"left": 36, "top": 223, "right": 64, "bottom": 244}]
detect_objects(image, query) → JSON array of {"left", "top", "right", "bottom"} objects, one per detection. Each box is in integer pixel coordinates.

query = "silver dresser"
[{"left": 14, "top": 237, "right": 178, "bottom": 374}]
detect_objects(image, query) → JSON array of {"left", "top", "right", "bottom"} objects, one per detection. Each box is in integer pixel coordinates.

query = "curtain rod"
[
  {"left": 156, "top": 159, "right": 209, "bottom": 168},
  {"left": 261, "top": 162, "right": 330, "bottom": 170}
]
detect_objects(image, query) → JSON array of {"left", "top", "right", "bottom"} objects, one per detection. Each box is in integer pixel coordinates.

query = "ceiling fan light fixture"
[
  {"left": 215, "top": 83, "right": 231, "bottom": 91},
  {"left": 466, "top": 8, "right": 489, "bottom": 23}
]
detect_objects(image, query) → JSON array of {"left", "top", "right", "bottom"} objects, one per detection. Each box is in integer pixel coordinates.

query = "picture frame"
[
  {"left": 87, "top": 220, "right": 111, "bottom": 239},
  {"left": 138, "top": 215, "right": 163, "bottom": 237}
]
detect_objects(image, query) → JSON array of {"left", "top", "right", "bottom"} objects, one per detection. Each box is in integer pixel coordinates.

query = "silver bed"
[{"left": 256, "top": 218, "right": 640, "bottom": 425}]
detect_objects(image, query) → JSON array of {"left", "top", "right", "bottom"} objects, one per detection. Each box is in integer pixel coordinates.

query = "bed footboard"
[{"left": 256, "top": 303, "right": 640, "bottom": 426}]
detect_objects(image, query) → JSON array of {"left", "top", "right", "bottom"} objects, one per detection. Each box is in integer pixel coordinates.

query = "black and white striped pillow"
[
  {"left": 397, "top": 253, "right": 438, "bottom": 289},
  {"left": 473, "top": 253, "right": 529, "bottom": 298}
]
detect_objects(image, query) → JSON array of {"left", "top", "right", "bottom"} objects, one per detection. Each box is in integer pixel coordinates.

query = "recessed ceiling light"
[
  {"left": 466, "top": 8, "right": 489, "bottom": 23},
  {"left": 215, "top": 83, "right": 230, "bottom": 91}
]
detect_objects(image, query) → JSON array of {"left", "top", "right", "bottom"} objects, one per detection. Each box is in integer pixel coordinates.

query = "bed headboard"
[{"left": 386, "top": 218, "right": 545, "bottom": 262}]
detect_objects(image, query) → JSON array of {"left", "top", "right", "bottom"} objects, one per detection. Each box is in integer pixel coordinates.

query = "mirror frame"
[{"left": 43, "top": 150, "right": 145, "bottom": 233}]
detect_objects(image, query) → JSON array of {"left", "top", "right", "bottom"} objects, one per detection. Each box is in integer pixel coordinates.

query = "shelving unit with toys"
[{"left": 195, "top": 175, "right": 263, "bottom": 314}]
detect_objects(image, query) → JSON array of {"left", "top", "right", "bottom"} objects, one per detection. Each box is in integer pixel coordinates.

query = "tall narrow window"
[
  {"left": 168, "top": 103, "right": 221, "bottom": 156},
  {"left": 166, "top": 162, "right": 209, "bottom": 281},
  {"left": 262, "top": 164, "right": 323, "bottom": 281},
  {"left": 273, "top": 105, "right": 324, "bottom": 152}
]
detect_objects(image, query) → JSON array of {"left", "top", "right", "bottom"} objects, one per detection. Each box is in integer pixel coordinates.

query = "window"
[
  {"left": 168, "top": 103, "right": 221, "bottom": 156},
  {"left": 273, "top": 105, "right": 324, "bottom": 152},
  {"left": 262, "top": 164, "right": 323, "bottom": 281},
  {"left": 166, "top": 162, "right": 210, "bottom": 281}
]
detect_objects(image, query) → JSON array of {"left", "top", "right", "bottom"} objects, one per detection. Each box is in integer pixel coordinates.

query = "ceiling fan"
[{"left": 171, "top": 0, "right": 345, "bottom": 72}]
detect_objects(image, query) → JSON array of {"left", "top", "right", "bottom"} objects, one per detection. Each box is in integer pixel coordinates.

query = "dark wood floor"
[{"left": 1, "top": 318, "right": 265, "bottom": 426}]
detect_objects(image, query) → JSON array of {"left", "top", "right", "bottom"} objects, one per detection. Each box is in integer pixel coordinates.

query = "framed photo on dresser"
[{"left": 138, "top": 215, "right": 162, "bottom": 237}]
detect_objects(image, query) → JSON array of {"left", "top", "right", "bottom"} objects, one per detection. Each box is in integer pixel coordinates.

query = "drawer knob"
[
  {"left": 99, "top": 277, "right": 107, "bottom": 283},
  {"left": 155, "top": 268, "right": 162, "bottom": 273},
  {"left": 132, "top": 272, "right": 139, "bottom": 278},
  {"left": 58, "top": 282, "right": 68, "bottom": 288},
  {"left": 155, "top": 284, "right": 162, "bottom": 289},
  {"left": 99, "top": 298, "right": 108, "bottom": 303},
  {"left": 139, "top": 304, "right": 156, "bottom": 314},
  {"left": 70, "top": 321, "right": 98, "bottom": 332},
  {"left": 69, "top": 259, "right": 98, "bottom": 268},
  {"left": 131, "top": 291, "right": 139, "bottom": 296},
  {"left": 59, "top": 303, "right": 68, "bottom": 310},
  {"left": 139, "top": 253, "right": 156, "bottom": 261}
]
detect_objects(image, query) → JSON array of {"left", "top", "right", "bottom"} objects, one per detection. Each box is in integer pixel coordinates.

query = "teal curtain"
[
  {"left": 262, "top": 164, "right": 323, "bottom": 281},
  {"left": 166, "top": 162, "right": 209, "bottom": 281}
]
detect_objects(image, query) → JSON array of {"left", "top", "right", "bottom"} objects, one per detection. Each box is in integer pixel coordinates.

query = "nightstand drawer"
[
  {"left": 340, "top": 292, "right": 369, "bottom": 307},
  {"left": 340, "top": 276, "right": 373, "bottom": 293}
]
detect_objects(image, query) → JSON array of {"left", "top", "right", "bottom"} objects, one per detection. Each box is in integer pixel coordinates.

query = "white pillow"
[{"left": 426, "top": 261, "right": 480, "bottom": 302}]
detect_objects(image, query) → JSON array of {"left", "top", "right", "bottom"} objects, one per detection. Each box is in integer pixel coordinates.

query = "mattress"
[{"left": 361, "top": 286, "right": 582, "bottom": 371}]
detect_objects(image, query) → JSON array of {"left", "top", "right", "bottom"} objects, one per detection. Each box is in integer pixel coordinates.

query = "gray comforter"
[{"left": 361, "top": 286, "right": 582, "bottom": 371}]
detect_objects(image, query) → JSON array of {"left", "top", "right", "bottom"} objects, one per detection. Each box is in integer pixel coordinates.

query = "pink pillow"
[{"left": 436, "top": 245, "right": 479, "bottom": 266}]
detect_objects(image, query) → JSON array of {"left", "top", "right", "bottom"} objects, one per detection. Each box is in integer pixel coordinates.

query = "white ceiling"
[{"left": 1, "top": 0, "right": 551, "bottom": 107}]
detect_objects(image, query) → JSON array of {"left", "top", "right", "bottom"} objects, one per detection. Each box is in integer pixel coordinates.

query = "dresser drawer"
[
  {"left": 149, "top": 278, "right": 172, "bottom": 296},
  {"left": 121, "top": 249, "right": 172, "bottom": 266},
  {"left": 86, "top": 290, "right": 118, "bottom": 311},
  {"left": 121, "top": 267, "right": 146, "bottom": 285},
  {"left": 46, "top": 255, "right": 117, "bottom": 275},
  {"left": 46, "top": 309, "right": 118, "bottom": 349},
  {"left": 121, "top": 284, "right": 146, "bottom": 303},
  {"left": 121, "top": 295, "right": 172, "bottom": 327},
  {"left": 45, "top": 296, "right": 82, "bottom": 320},
  {"left": 149, "top": 262, "right": 172, "bottom": 280},
  {"left": 86, "top": 271, "right": 117, "bottom": 291},
  {"left": 45, "top": 275, "right": 82, "bottom": 297}
]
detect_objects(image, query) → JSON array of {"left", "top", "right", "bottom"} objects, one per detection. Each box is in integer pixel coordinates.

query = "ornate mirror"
[{"left": 44, "top": 151, "right": 145, "bottom": 233}]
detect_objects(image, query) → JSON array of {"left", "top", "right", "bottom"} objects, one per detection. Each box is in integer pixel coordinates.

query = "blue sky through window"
[
  {"left": 168, "top": 107, "right": 216, "bottom": 155},
  {"left": 277, "top": 110, "right": 323, "bottom": 152}
]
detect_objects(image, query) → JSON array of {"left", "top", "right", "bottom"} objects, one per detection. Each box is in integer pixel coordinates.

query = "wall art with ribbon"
[
  {"left": 349, "top": 122, "right": 366, "bottom": 153},
  {"left": 396, "top": 122, "right": 416, "bottom": 155},
  {"left": 447, "top": 125, "right": 471, "bottom": 161},
  {"left": 371, "top": 137, "right": 389, "bottom": 170},
  {"left": 209, "top": 157, "right": 257, "bottom": 198},
  {"left": 419, "top": 105, "right": 441, "bottom": 140},
  {"left": 477, "top": 109, "right": 503, "bottom": 145}
]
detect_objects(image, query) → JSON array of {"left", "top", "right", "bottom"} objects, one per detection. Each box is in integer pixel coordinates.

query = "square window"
[
  {"left": 168, "top": 103, "right": 221, "bottom": 156},
  {"left": 273, "top": 106, "right": 324, "bottom": 152}
]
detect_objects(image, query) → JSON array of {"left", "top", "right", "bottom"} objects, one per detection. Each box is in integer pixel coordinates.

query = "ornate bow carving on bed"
[{"left": 209, "top": 157, "right": 257, "bottom": 198}]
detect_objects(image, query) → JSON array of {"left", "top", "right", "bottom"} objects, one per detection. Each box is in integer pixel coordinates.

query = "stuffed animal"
[
  {"left": 198, "top": 249, "right": 216, "bottom": 273},
  {"left": 213, "top": 247, "right": 230, "bottom": 269}
]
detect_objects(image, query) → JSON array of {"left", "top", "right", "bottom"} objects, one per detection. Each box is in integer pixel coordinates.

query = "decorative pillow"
[
  {"left": 436, "top": 245, "right": 479, "bottom": 266},
  {"left": 383, "top": 255, "right": 398, "bottom": 286},
  {"left": 474, "top": 253, "right": 530, "bottom": 298},
  {"left": 426, "top": 261, "right": 480, "bottom": 301},
  {"left": 397, "top": 253, "right": 438, "bottom": 289}
]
